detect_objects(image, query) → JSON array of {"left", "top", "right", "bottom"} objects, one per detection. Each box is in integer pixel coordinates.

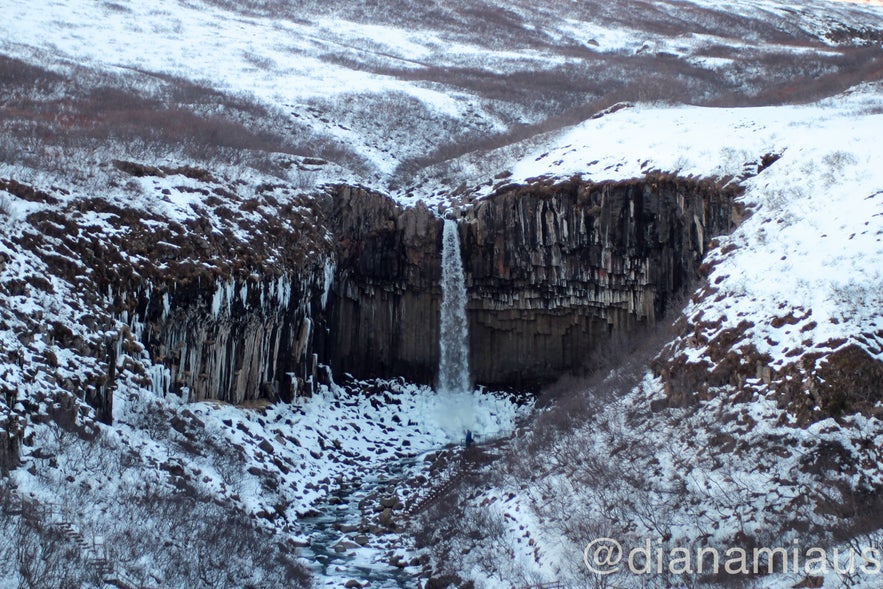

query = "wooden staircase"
[
  {"left": 406, "top": 446, "right": 492, "bottom": 517},
  {"left": 9, "top": 489, "right": 156, "bottom": 589}
]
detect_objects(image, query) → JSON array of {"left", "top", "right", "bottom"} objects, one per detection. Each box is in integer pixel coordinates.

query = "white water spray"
[{"left": 438, "top": 218, "right": 471, "bottom": 395}]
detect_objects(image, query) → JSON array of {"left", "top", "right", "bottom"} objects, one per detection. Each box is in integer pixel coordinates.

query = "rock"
[
  {"left": 410, "top": 554, "right": 429, "bottom": 566},
  {"left": 334, "top": 541, "right": 359, "bottom": 553},
  {"left": 380, "top": 496, "right": 397, "bottom": 508},
  {"left": 378, "top": 508, "right": 394, "bottom": 527},
  {"left": 425, "top": 575, "right": 462, "bottom": 589},
  {"left": 112, "top": 159, "right": 166, "bottom": 178},
  {"left": 354, "top": 535, "right": 370, "bottom": 546},
  {"left": 61, "top": 174, "right": 735, "bottom": 420},
  {"left": 344, "top": 581, "right": 361, "bottom": 589},
  {"left": 322, "top": 178, "right": 737, "bottom": 388}
]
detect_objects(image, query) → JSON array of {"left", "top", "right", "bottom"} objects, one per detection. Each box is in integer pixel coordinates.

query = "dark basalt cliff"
[
  {"left": 321, "top": 175, "right": 741, "bottom": 388},
  {"left": 13, "top": 170, "right": 740, "bottom": 424},
  {"left": 461, "top": 176, "right": 738, "bottom": 386},
  {"left": 18, "top": 180, "right": 334, "bottom": 412},
  {"left": 125, "top": 272, "right": 326, "bottom": 404},
  {"left": 317, "top": 186, "right": 442, "bottom": 383}
]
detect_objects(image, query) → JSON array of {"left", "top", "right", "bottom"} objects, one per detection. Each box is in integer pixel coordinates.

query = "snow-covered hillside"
[
  {"left": 3, "top": 0, "right": 883, "bottom": 199},
  {"left": 416, "top": 86, "right": 883, "bottom": 588},
  {"left": 2, "top": 0, "right": 883, "bottom": 588}
]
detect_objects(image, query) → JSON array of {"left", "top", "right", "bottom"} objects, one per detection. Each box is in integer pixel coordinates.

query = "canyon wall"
[
  {"left": 22, "top": 184, "right": 336, "bottom": 413},
  {"left": 321, "top": 175, "right": 740, "bottom": 388},
  {"left": 121, "top": 271, "right": 328, "bottom": 404},
  {"left": 28, "top": 171, "right": 739, "bottom": 420},
  {"left": 318, "top": 186, "right": 442, "bottom": 383}
]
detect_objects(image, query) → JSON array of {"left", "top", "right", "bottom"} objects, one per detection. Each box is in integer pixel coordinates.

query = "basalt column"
[
  {"left": 319, "top": 186, "right": 443, "bottom": 383},
  {"left": 461, "top": 175, "right": 739, "bottom": 386},
  {"left": 322, "top": 176, "right": 739, "bottom": 388}
]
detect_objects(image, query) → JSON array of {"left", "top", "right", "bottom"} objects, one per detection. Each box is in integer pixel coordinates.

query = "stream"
[{"left": 299, "top": 451, "right": 438, "bottom": 588}]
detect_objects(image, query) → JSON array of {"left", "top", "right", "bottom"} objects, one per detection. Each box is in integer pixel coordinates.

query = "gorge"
[
  {"left": 82, "top": 171, "right": 744, "bottom": 421},
  {"left": 4, "top": 1, "right": 883, "bottom": 586}
]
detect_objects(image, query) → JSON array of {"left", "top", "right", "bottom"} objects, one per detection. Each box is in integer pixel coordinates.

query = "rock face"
[
  {"left": 21, "top": 179, "right": 335, "bottom": 410},
  {"left": 461, "top": 176, "right": 738, "bottom": 386},
  {"left": 19, "top": 171, "right": 739, "bottom": 421},
  {"left": 318, "top": 186, "right": 441, "bottom": 383},
  {"left": 321, "top": 175, "right": 740, "bottom": 388},
  {"left": 125, "top": 272, "right": 327, "bottom": 403}
]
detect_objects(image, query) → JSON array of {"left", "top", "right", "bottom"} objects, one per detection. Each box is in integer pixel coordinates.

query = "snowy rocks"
[
  {"left": 378, "top": 507, "right": 394, "bottom": 527},
  {"left": 388, "top": 553, "right": 406, "bottom": 568},
  {"left": 333, "top": 540, "right": 360, "bottom": 553},
  {"left": 379, "top": 496, "right": 400, "bottom": 509},
  {"left": 353, "top": 534, "right": 370, "bottom": 546}
]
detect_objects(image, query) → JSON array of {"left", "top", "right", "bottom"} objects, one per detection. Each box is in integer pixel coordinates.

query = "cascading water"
[{"left": 438, "top": 218, "right": 470, "bottom": 395}]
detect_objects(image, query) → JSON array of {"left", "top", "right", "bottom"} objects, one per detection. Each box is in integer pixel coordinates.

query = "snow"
[
  {"left": 123, "top": 379, "right": 527, "bottom": 585},
  {"left": 4, "top": 0, "right": 881, "bottom": 201},
  {"left": 499, "top": 95, "right": 873, "bottom": 188},
  {"left": 481, "top": 87, "right": 883, "bottom": 375}
]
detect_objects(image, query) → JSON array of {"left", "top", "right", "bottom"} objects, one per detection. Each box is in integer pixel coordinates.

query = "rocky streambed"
[{"left": 299, "top": 452, "right": 434, "bottom": 588}]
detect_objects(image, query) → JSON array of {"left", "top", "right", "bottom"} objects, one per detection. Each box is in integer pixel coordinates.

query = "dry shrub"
[
  {"left": 0, "top": 55, "right": 62, "bottom": 90},
  {"left": 0, "top": 58, "right": 367, "bottom": 175}
]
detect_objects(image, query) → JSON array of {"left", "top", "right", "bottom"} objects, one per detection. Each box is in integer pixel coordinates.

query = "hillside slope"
[
  {"left": 3, "top": 0, "right": 883, "bottom": 198},
  {"left": 414, "top": 86, "right": 883, "bottom": 589}
]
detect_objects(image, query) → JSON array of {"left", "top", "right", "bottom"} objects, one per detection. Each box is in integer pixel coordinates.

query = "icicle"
[
  {"left": 161, "top": 292, "right": 170, "bottom": 322},
  {"left": 210, "top": 279, "right": 236, "bottom": 317},
  {"left": 148, "top": 364, "right": 171, "bottom": 397},
  {"left": 211, "top": 285, "right": 224, "bottom": 318},
  {"left": 225, "top": 280, "right": 234, "bottom": 315},
  {"left": 275, "top": 274, "right": 290, "bottom": 308},
  {"left": 321, "top": 258, "right": 336, "bottom": 310}
]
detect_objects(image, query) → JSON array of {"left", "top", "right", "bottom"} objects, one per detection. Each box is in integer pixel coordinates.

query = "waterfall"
[{"left": 438, "top": 218, "right": 470, "bottom": 395}]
